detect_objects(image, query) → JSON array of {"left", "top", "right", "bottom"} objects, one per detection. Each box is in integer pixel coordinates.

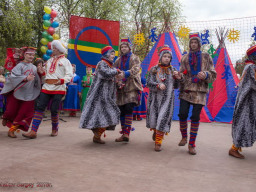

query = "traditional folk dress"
[
  {"left": 113, "top": 39, "right": 143, "bottom": 140},
  {"left": 146, "top": 46, "right": 178, "bottom": 151},
  {"left": 79, "top": 58, "right": 120, "bottom": 130},
  {"left": 22, "top": 40, "right": 73, "bottom": 139},
  {"left": 232, "top": 63, "right": 256, "bottom": 148},
  {"left": 0, "top": 74, "right": 6, "bottom": 114},
  {"left": 1, "top": 62, "right": 41, "bottom": 132},
  {"left": 81, "top": 73, "right": 93, "bottom": 110},
  {"left": 133, "top": 77, "right": 147, "bottom": 119},
  {"left": 178, "top": 33, "right": 216, "bottom": 153},
  {"left": 63, "top": 73, "right": 82, "bottom": 112},
  {"left": 146, "top": 65, "right": 178, "bottom": 133}
]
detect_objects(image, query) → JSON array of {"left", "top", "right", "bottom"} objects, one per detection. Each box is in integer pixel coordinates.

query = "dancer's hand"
[
  {"left": 173, "top": 71, "right": 181, "bottom": 79},
  {"left": 197, "top": 71, "right": 207, "bottom": 80},
  {"left": 116, "top": 71, "right": 124, "bottom": 80},
  {"left": 26, "top": 74, "right": 35, "bottom": 81},
  {"left": 54, "top": 79, "right": 62, "bottom": 85},
  {"left": 158, "top": 83, "right": 166, "bottom": 90}
]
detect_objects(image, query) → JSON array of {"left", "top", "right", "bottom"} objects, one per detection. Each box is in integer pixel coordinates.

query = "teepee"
[{"left": 207, "top": 28, "right": 239, "bottom": 123}]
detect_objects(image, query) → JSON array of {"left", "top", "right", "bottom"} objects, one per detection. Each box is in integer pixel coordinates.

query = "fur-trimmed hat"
[
  {"left": 101, "top": 46, "right": 115, "bottom": 58},
  {"left": 51, "top": 40, "right": 67, "bottom": 54},
  {"left": 158, "top": 45, "right": 172, "bottom": 61},
  {"left": 189, "top": 32, "right": 202, "bottom": 50},
  {"left": 120, "top": 38, "right": 132, "bottom": 50}
]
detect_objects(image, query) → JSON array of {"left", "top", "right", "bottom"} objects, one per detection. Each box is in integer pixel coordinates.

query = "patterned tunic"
[
  {"left": 79, "top": 60, "right": 120, "bottom": 129},
  {"left": 146, "top": 65, "right": 178, "bottom": 133},
  {"left": 179, "top": 52, "right": 216, "bottom": 105},
  {"left": 232, "top": 64, "right": 256, "bottom": 147}
]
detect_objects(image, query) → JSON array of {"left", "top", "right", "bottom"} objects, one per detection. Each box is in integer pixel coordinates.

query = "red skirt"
[{"left": 3, "top": 93, "right": 35, "bottom": 132}]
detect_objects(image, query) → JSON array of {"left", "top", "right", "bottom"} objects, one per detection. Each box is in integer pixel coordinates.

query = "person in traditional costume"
[
  {"left": 1, "top": 47, "right": 43, "bottom": 138},
  {"left": 173, "top": 33, "right": 216, "bottom": 155},
  {"left": 63, "top": 64, "right": 82, "bottom": 116},
  {"left": 0, "top": 66, "right": 6, "bottom": 115},
  {"left": 146, "top": 46, "right": 178, "bottom": 151},
  {"left": 133, "top": 77, "right": 147, "bottom": 121},
  {"left": 81, "top": 66, "right": 93, "bottom": 110},
  {"left": 228, "top": 45, "right": 256, "bottom": 159},
  {"left": 79, "top": 46, "right": 121, "bottom": 144},
  {"left": 22, "top": 40, "right": 73, "bottom": 139},
  {"left": 113, "top": 38, "right": 143, "bottom": 142}
]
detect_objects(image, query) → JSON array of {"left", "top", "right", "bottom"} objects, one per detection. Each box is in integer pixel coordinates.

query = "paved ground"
[{"left": 0, "top": 113, "right": 256, "bottom": 192}]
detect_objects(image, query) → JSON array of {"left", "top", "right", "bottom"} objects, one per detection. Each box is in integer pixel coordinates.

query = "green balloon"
[
  {"left": 42, "top": 31, "right": 49, "bottom": 38},
  {"left": 40, "top": 38, "right": 48, "bottom": 45},
  {"left": 47, "top": 35, "right": 53, "bottom": 42},
  {"left": 43, "top": 20, "right": 51, "bottom": 27}
]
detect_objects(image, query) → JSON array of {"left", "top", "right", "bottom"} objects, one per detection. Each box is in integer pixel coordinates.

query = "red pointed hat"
[{"left": 189, "top": 32, "right": 200, "bottom": 39}]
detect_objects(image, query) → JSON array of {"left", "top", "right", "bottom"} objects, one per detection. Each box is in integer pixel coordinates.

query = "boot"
[
  {"left": 92, "top": 128, "right": 106, "bottom": 144},
  {"left": 229, "top": 148, "right": 245, "bottom": 159},
  {"left": 22, "top": 130, "right": 37, "bottom": 139},
  {"left": 152, "top": 131, "right": 156, "bottom": 141},
  {"left": 115, "top": 134, "right": 129, "bottom": 142},
  {"left": 188, "top": 145, "right": 197, "bottom": 155},
  {"left": 93, "top": 136, "right": 105, "bottom": 144},
  {"left": 8, "top": 131, "right": 17, "bottom": 138},
  {"left": 2, "top": 118, "right": 7, "bottom": 126},
  {"left": 50, "top": 130, "right": 58, "bottom": 137},
  {"left": 154, "top": 144, "right": 162, "bottom": 152},
  {"left": 178, "top": 138, "right": 187, "bottom": 146}
]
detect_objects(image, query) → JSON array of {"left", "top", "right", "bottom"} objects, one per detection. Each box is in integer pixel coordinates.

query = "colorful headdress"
[
  {"left": 101, "top": 46, "right": 115, "bottom": 56},
  {"left": 158, "top": 45, "right": 172, "bottom": 61},
  {"left": 120, "top": 38, "right": 132, "bottom": 50},
  {"left": 189, "top": 32, "right": 201, "bottom": 50},
  {"left": 247, "top": 45, "right": 256, "bottom": 57},
  {"left": 246, "top": 45, "right": 256, "bottom": 63}
]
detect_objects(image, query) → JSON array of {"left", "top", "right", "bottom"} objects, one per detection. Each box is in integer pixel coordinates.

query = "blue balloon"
[
  {"left": 51, "top": 21, "right": 59, "bottom": 28},
  {"left": 46, "top": 49, "right": 53, "bottom": 56},
  {"left": 43, "top": 13, "right": 51, "bottom": 20},
  {"left": 43, "top": 54, "right": 50, "bottom": 61}
]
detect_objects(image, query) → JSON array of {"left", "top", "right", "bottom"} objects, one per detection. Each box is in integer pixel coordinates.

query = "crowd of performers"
[{"left": 1, "top": 33, "right": 256, "bottom": 159}]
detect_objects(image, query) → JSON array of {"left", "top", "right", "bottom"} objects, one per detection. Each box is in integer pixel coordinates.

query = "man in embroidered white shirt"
[{"left": 23, "top": 40, "right": 73, "bottom": 139}]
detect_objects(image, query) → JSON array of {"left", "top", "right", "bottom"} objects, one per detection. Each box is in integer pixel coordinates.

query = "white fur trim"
[{"left": 51, "top": 40, "right": 67, "bottom": 54}]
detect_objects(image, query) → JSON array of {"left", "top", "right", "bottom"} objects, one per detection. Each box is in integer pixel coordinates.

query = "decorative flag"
[{"left": 68, "top": 16, "right": 120, "bottom": 77}]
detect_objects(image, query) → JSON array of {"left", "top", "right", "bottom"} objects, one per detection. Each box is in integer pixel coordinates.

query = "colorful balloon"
[
  {"left": 43, "top": 20, "right": 51, "bottom": 27},
  {"left": 50, "top": 10, "right": 57, "bottom": 18},
  {"left": 47, "top": 42, "right": 52, "bottom": 49},
  {"left": 46, "top": 49, "right": 53, "bottom": 56},
  {"left": 43, "top": 54, "right": 50, "bottom": 61},
  {"left": 44, "top": 6, "right": 51, "bottom": 14},
  {"left": 42, "top": 31, "right": 49, "bottom": 38},
  {"left": 47, "top": 27, "right": 55, "bottom": 35},
  {"left": 40, "top": 38, "right": 48, "bottom": 45},
  {"left": 43, "top": 13, "right": 51, "bottom": 20},
  {"left": 40, "top": 46, "right": 48, "bottom": 53},
  {"left": 52, "top": 33, "right": 60, "bottom": 40},
  {"left": 43, "top": 25, "right": 49, "bottom": 30},
  {"left": 51, "top": 21, "right": 59, "bottom": 28},
  {"left": 46, "top": 34, "right": 53, "bottom": 42}
]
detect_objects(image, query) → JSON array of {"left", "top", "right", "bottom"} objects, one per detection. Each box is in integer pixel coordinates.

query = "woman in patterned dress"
[
  {"left": 146, "top": 46, "right": 178, "bottom": 151},
  {"left": 79, "top": 46, "right": 121, "bottom": 144},
  {"left": 229, "top": 45, "right": 256, "bottom": 159}
]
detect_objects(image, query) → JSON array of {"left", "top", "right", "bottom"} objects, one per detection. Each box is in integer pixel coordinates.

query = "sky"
[
  {"left": 180, "top": 0, "right": 256, "bottom": 21},
  {"left": 178, "top": 0, "right": 256, "bottom": 64}
]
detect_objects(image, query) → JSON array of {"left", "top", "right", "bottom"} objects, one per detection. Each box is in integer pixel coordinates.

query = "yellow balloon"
[
  {"left": 52, "top": 33, "right": 60, "bottom": 40},
  {"left": 44, "top": 6, "right": 51, "bottom": 14},
  {"left": 43, "top": 25, "right": 49, "bottom": 30},
  {"left": 41, "top": 46, "right": 48, "bottom": 53}
]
